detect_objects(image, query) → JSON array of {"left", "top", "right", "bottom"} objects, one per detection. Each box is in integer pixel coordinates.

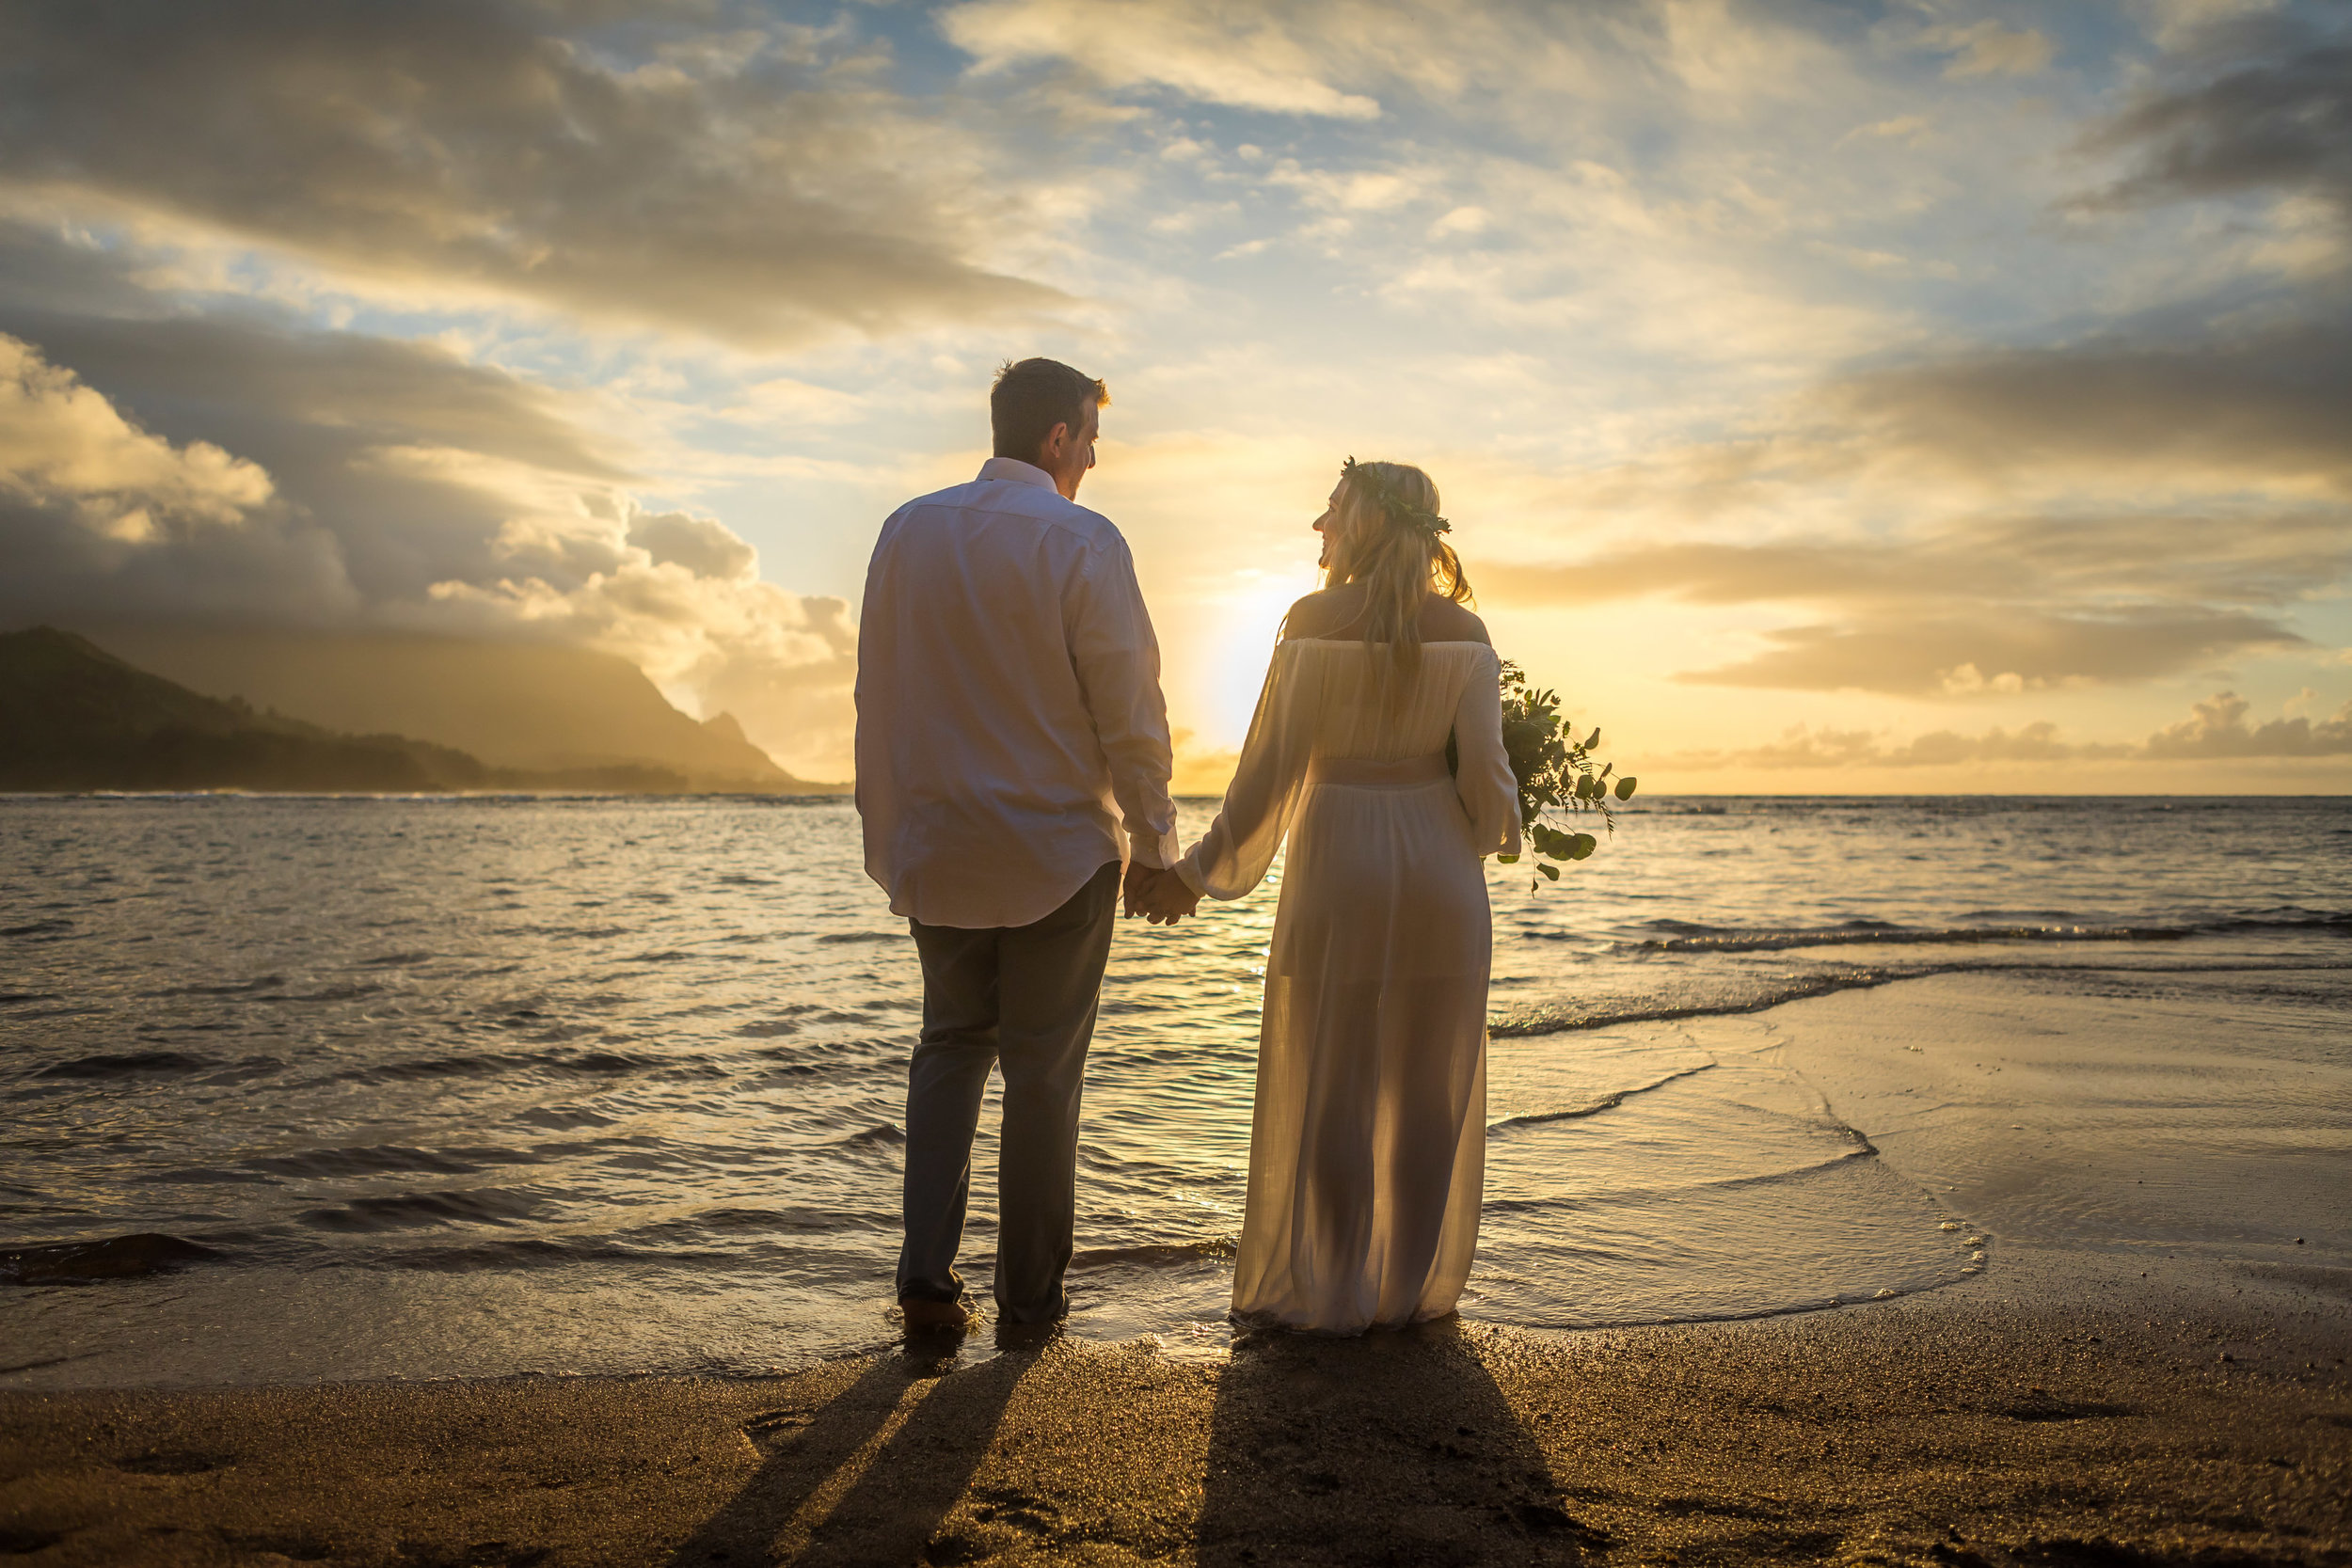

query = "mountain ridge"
[
  {"left": 69, "top": 625, "right": 834, "bottom": 790},
  {"left": 0, "top": 627, "right": 846, "bottom": 795}
]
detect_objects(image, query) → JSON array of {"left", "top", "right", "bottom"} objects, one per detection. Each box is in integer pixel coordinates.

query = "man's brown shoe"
[{"left": 899, "top": 1295, "right": 971, "bottom": 1331}]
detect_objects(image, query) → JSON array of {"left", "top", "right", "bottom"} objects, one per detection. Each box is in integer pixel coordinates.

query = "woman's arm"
[
  {"left": 1174, "top": 645, "right": 1324, "bottom": 900},
  {"left": 1452, "top": 647, "right": 1521, "bottom": 859}
]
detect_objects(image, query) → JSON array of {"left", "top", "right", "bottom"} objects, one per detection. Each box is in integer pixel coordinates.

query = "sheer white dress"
[{"left": 1175, "top": 639, "right": 1520, "bottom": 1332}]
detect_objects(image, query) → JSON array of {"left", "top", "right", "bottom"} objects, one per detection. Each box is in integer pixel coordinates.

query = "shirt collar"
[{"left": 977, "top": 456, "right": 1057, "bottom": 491}]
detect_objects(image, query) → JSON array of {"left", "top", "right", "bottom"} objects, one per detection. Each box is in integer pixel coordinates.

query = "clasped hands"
[{"left": 1122, "top": 861, "right": 1201, "bottom": 926}]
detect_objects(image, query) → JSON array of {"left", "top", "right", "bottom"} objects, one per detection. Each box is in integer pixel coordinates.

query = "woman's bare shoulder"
[
  {"left": 1281, "top": 587, "right": 1363, "bottom": 641},
  {"left": 1421, "top": 598, "right": 1491, "bottom": 644}
]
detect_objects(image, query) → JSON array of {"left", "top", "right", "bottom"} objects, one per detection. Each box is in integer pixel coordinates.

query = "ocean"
[{"left": 2, "top": 794, "right": 2345, "bottom": 1386}]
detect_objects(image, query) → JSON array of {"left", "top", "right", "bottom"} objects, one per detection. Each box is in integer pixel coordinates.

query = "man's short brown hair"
[{"left": 991, "top": 358, "right": 1108, "bottom": 462}]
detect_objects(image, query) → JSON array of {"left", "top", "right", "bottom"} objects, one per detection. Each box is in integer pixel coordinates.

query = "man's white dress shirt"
[{"left": 855, "top": 457, "right": 1182, "bottom": 929}]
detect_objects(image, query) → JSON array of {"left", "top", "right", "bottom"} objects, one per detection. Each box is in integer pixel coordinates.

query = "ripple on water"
[{"left": 0, "top": 793, "right": 2341, "bottom": 1385}]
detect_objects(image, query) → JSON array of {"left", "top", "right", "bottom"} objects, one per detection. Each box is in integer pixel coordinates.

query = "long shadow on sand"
[
  {"left": 668, "top": 1332, "right": 1036, "bottom": 1567},
  {"left": 1196, "top": 1318, "right": 1605, "bottom": 1568}
]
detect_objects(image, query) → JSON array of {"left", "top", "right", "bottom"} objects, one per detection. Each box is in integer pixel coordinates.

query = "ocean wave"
[
  {"left": 34, "top": 1051, "right": 215, "bottom": 1079},
  {"left": 1492, "top": 971, "right": 1910, "bottom": 1037},
  {"left": 2211, "top": 911, "right": 2352, "bottom": 933},
  {"left": 325, "top": 1046, "right": 670, "bottom": 1085},
  {"left": 244, "top": 1144, "right": 534, "bottom": 1179},
  {"left": 1481, "top": 1144, "right": 1881, "bottom": 1212},
  {"left": 1, "top": 1232, "right": 220, "bottom": 1286},
  {"left": 1069, "top": 1239, "right": 1237, "bottom": 1269},
  {"left": 1486, "top": 1064, "right": 1716, "bottom": 1133},
  {"left": 295, "top": 1187, "right": 549, "bottom": 1232},
  {"left": 380, "top": 1238, "right": 739, "bottom": 1273},
  {"left": 0, "top": 918, "right": 73, "bottom": 939},
  {"left": 1493, "top": 955, "right": 2352, "bottom": 1037},
  {"left": 147, "top": 974, "right": 289, "bottom": 997},
  {"left": 1632, "top": 921, "right": 2188, "bottom": 952}
]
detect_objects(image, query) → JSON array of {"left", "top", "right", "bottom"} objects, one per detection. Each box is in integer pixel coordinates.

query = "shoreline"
[
  {"left": 6, "top": 952, "right": 2345, "bottom": 1561},
  {"left": 4, "top": 1256, "right": 2346, "bottom": 1566}
]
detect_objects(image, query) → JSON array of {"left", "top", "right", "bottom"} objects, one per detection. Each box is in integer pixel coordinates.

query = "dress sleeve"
[
  {"left": 1453, "top": 646, "right": 1521, "bottom": 859},
  {"left": 1175, "top": 643, "right": 1323, "bottom": 900}
]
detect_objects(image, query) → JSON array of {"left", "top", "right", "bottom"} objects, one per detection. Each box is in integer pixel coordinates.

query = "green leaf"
[
  {"left": 1568, "top": 832, "right": 1597, "bottom": 860},
  {"left": 1496, "top": 852, "right": 1519, "bottom": 863},
  {"left": 1583, "top": 727, "right": 1601, "bottom": 750},
  {"left": 1537, "top": 862, "right": 1560, "bottom": 881},
  {"left": 1614, "top": 776, "right": 1639, "bottom": 800}
]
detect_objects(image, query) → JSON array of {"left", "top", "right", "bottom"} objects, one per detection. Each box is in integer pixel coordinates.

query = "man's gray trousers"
[{"left": 897, "top": 860, "right": 1120, "bottom": 1323}]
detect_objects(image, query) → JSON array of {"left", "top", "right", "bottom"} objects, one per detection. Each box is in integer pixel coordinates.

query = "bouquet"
[{"left": 1489, "top": 659, "right": 1634, "bottom": 886}]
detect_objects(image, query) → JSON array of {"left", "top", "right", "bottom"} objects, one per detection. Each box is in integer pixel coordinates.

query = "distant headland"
[{"left": 0, "top": 626, "right": 847, "bottom": 795}]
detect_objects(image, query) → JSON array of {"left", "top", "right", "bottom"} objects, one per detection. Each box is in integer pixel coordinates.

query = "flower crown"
[{"left": 1342, "top": 456, "right": 1450, "bottom": 538}]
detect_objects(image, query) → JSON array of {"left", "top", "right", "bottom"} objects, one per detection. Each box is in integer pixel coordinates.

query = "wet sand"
[
  {"left": 6, "top": 966, "right": 2348, "bottom": 1564},
  {"left": 4, "top": 1254, "right": 2347, "bottom": 1567}
]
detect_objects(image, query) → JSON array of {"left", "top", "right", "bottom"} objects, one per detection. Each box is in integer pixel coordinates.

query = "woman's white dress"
[{"left": 1176, "top": 639, "right": 1520, "bottom": 1332}]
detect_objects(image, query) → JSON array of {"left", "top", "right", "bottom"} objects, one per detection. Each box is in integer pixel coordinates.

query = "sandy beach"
[
  {"left": 4, "top": 1259, "right": 2347, "bottom": 1566},
  {"left": 7, "top": 963, "right": 2349, "bottom": 1566}
]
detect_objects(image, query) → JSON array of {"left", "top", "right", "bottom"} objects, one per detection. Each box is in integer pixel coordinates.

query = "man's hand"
[
  {"left": 1121, "top": 860, "right": 1158, "bottom": 917},
  {"left": 1122, "top": 863, "right": 1201, "bottom": 926}
]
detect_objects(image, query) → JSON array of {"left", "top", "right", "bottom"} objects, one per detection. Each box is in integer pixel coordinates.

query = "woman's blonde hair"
[{"left": 1301, "top": 459, "right": 1473, "bottom": 702}]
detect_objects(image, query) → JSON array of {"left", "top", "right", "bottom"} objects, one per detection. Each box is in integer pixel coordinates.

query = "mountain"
[
  {"left": 61, "top": 626, "right": 842, "bottom": 792},
  {"left": 0, "top": 626, "right": 837, "bottom": 794},
  {"left": 0, "top": 626, "right": 499, "bottom": 792}
]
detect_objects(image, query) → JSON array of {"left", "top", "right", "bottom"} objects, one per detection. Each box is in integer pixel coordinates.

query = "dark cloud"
[
  {"left": 1498, "top": 511, "right": 2352, "bottom": 610},
  {"left": 1820, "top": 324, "right": 2352, "bottom": 494},
  {"left": 0, "top": 315, "right": 609, "bottom": 614},
  {"left": 0, "top": 329, "right": 359, "bottom": 630},
  {"left": 0, "top": 307, "right": 850, "bottom": 769},
  {"left": 8, "top": 310, "right": 630, "bottom": 486},
  {"left": 2082, "top": 32, "right": 2352, "bottom": 215},
  {"left": 0, "top": 0, "right": 1063, "bottom": 344},
  {"left": 1668, "top": 609, "right": 2304, "bottom": 696},
  {"left": 1486, "top": 297, "right": 2352, "bottom": 697}
]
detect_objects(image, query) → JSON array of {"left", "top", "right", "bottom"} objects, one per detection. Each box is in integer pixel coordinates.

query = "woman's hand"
[{"left": 1122, "top": 864, "right": 1201, "bottom": 926}]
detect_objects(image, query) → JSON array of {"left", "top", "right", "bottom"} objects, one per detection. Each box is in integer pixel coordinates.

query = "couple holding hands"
[{"left": 855, "top": 357, "right": 1518, "bottom": 1338}]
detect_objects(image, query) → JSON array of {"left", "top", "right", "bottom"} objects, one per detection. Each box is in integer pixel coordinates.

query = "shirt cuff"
[
  {"left": 1173, "top": 851, "right": 1207, "bottom": 896},
  {"left": 1127, "top": 827, "right": 1182, "bottom": 871}
]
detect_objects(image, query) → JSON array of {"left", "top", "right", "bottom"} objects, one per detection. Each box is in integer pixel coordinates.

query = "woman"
[{"left": 1169, "top": 459, "right": 1519, "bottom": 1333}]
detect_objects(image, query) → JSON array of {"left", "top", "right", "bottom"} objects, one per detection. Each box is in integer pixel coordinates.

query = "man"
[{"left": 855, "top": 356, "right": 1199, "bottom": 1331}]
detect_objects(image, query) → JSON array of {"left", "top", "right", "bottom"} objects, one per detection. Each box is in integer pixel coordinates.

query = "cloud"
[
  {"left": 1478, "top": 308, "right": 2352, "bottom": 697},
  {"left": 628, "top": 510, "right": 758, "bottom": 581},
  {"left": 0, "top": 304, "right": 855, "bottom": 773},
  {"left": 1493, "top": 512, "right": 2352, "bottom": 611},
  {"left": 2142, "top": 689, "right": 2352, "bottom": 757},
  {"left": 1926, "top": 22, "right": 2056, "bottom": 80},
  {"left": 1670, "top": 609, "right": 2305, "bottom": 696},
  {"left": 1658, "top": 690, "right": 2350, "bottom": 769},
  {"left": 1659, "top": 718, "right": 2128, "bottom": 771},
  {"left": 1817, "top": 325, "right": 2352, "bottom": 495},
  {"left": 2080, "top": 32, "right": 2352, "bottom": 216},
  {"left": 943, "top": 0, "right": 1382, "bottom": 118},
  {"left": 0, "top": 333, "right": 272, "bottom": 546},
  {"left": 0, "top": 333, "right": 358, "bottom": 625},
  {"left": 0, "top": 0, "right": 1065, "bottom": 345}
]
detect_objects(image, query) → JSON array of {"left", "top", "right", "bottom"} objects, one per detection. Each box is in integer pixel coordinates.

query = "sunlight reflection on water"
[{"left": 0, "top": 793, "right": 2343, "bottom": 1384}]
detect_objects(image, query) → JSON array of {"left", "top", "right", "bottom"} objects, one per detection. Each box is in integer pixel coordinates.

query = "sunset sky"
[{"left": 2, "top": 0, "right": 2347, "bottom": 790}]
